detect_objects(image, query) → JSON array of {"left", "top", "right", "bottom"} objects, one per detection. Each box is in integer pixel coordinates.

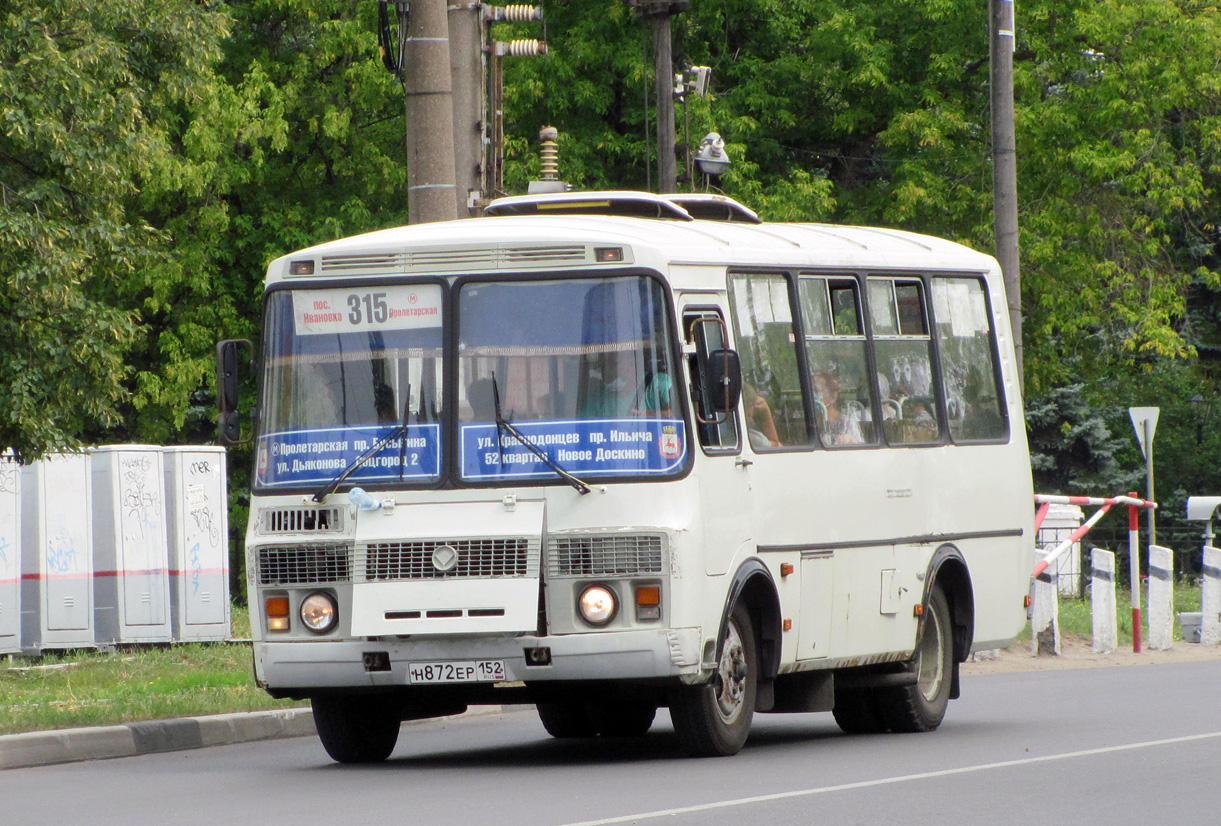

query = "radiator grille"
[
  {"left": 360, "top": 538, "right": 540, "bottom": 581},
  {"left": 257, "top": 543, "right": 352, "bottom": 585},
  {"left": 548, "top": 534, "right": 666, "bottom": 577},
  {"left": 260, "top": 507, "right": 344, "bottom": 534}
]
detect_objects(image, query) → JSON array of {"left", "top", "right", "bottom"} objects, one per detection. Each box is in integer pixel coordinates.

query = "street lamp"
[{"left": 694, "top": 132, "right": 731, "bottom": 177}]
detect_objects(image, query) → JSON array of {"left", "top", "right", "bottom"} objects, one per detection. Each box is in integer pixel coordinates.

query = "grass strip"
[{"left": 0, "top": 607, "right": 305, "bottom": 736}]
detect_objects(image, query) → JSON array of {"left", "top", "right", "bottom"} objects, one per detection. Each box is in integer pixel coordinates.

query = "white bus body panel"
[{"left": 249, "top": 210, "right": 1033, "bottom": 693}]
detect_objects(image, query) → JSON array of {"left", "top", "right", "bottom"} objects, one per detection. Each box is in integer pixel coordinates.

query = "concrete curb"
[
  {"left": 0, "top": 708, "right": 316, "bottom": 771},
  {"left": 0, "top": 704, "right": 514, "bottom": 771}
]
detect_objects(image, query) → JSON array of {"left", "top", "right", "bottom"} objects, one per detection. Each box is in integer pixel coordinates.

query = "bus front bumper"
[{"left": 256, "top": 627, "right": 705, "bottom": 691}]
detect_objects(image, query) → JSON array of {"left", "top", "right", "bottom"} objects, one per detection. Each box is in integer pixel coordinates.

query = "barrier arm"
[{"left": 1033, "top": 493, "right": 1156, "bottom": 653}]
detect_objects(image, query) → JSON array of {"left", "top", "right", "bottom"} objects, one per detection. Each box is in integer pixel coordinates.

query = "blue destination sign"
[
  {"left": 256, "top": 424, "right": 441, "bottom": 488},
  {"left": 459, "top": 418, "right": 686, "bottom": 481}
]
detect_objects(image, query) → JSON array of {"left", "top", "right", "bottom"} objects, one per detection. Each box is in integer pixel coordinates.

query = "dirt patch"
[{"left": 962, "top": 635, "right": 1221, "bottom": 675}]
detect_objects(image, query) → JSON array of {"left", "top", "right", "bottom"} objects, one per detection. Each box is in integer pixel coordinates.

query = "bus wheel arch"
[
  {"left": 669, "top": 559, "right": 779, "bottom": 757},
  {"left": 925, "top": 545, "right": 975, "bottom": 700},
  {"left": 721, "top": 558, "right": 782, "bottom": 689}
]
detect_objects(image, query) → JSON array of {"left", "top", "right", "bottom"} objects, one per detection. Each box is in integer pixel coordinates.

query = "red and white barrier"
[{"left": 1033, "top": 493, "right": 1157, "bottom": 655}]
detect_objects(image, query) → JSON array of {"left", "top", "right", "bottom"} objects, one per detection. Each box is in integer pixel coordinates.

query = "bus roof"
[{"left": 268, "top": 195, "right": 997, "bottom": 283}]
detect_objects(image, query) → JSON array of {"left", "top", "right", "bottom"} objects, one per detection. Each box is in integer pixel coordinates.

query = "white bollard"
[
  {"left": 1031, "top": 568, "right": 1060, "bottom": 656},
  {"left": 1091, "top": 548, "right": 1117, "bottom": 654},
  {"left": 1202, "top": 547, "right": 1221, "bottom": 646},
  {"left": 1147, "top": 545, "right": 1174, "bottom": 650}
]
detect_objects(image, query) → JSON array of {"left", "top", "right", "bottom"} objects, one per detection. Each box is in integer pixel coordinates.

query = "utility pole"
[
  {"left": 627, "top": 1, "right": 688, "bottom": 194},
  {"left": 403, "top": 0, "right": 458, "bottom": 224},
  {"left": 449, "top": 2, "right": 484, "bottom": 218},
  {"left": 990, "top": 0, "right": 1023, "bottom": 388}
]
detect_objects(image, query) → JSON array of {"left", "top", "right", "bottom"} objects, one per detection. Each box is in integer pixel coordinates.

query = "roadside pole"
[
  {"left": 990, "top": 0, "right": 1022, "bottom": 388},
  {"left": 1128, "top": 496, "right": 1142, "bottom": 653},
  {"left": 403, "top": 0, "right": 459, "bottom": 224}
]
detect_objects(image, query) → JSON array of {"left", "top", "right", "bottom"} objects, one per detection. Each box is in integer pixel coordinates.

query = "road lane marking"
[{"left": 558, "top": 730, "right": 1221, "bottom": 826}]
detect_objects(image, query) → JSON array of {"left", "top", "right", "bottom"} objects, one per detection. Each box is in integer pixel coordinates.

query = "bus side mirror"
[
  {"left": 707, "top": 348, "right": 742, "bottom": 412},
  {"left": 216, "top": 339, "right": 254, "bottom": 445}
]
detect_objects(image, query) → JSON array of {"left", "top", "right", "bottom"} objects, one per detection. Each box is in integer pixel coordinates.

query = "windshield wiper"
[
  {"left": 491, "top": 373, "right": 591, "bottom": 495},
  {"left": 311, "top": 390, "right": 411, "bottom": 504}
]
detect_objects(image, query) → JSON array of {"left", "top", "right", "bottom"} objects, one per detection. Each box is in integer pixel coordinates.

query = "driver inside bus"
[{"left": 580, "top": 348, "right": 673, "bottom": 418}]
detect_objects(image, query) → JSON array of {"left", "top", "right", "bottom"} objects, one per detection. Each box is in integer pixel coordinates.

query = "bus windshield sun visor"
[{"left": 491, "top": 373, "right": 592, "bottom": 495}]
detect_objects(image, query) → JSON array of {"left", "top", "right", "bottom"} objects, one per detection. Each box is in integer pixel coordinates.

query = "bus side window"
[
  {"left": 868, "top": 278, "right": 941, "bottom": 445},
  {"left": 684, "top": 310, "right": 740, "bottom": 451},
  {"left": 931, "top": 277, "right": 1007, "bottom": 441},
  {"left": 798, "top": 276, "right": 877, "bottom": 447},
  {"left": 729, "top": 273, "right": 808, "bottom": 448}
]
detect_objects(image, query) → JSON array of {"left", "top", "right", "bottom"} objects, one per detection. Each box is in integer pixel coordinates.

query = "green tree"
[{"left": 0, "top": 0, "right": 231, "bottom": 461}]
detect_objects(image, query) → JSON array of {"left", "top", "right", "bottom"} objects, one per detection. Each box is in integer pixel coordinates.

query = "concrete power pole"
[
  {"left": 990, "top": 0, "right": 1023, "bottom": 388},
  {"left": 403, "top": 0, "right": 459, "bottom": 224},
  {"left": 449, "top": 2, "right": 483, "bottom": 218}
]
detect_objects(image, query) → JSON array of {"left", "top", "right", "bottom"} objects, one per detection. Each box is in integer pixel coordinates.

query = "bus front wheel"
[
  {"left": 312, "top": 694, "right": 402, "bottom": 763},
  {"left": 670, "top": 603, "right": 756, "bottom": 757}
]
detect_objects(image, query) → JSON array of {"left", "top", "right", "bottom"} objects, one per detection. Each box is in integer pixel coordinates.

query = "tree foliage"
[{"left": 4, "top": 0, "right": 1221, "bottom": 519}]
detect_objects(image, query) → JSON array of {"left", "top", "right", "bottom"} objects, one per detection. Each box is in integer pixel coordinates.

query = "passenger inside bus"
[
  {"left": 811, "top": 370, "right": 864, "bottom": 446},
  {"left": 742, "top": 383, "right": 782, "bottom": 448},
  {"left": 579, "top": 348, "right": 673, "bottom": 418}
]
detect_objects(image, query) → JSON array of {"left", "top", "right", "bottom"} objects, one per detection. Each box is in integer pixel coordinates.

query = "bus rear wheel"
[
  {"left": 670, "top": 603, "right": 756, "bottom": 757},
  {"left": 877, "top": 586, "right": 953, "bottom": 733},
  {"left": 537, "top": 701, "right": 657, "bottom": 738},
  {"left": 590, "top": 702, "right": 657, "bottom": 737},
  {"left": 831, "top": 687, "right": 887, "bottom": 734},
  {"left": 536, "top": 702, "right": 598, "bottom": 738},
  {"left": 311, "top": 694, "right": 402, "bottom": 763}
]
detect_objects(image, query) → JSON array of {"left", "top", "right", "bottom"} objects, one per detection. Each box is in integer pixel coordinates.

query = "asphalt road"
[{"left": 5, "top": 661, "right": 1221, "bottom": 826}]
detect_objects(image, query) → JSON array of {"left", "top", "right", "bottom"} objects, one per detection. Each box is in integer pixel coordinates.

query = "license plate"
[{"left": 407, "top": 659, "right": 506, "bottom": 684}]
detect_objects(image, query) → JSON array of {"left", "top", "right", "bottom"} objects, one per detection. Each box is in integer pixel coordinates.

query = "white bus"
[{"left": 217, "top": 191, "right": 1033, "bottom": 762}]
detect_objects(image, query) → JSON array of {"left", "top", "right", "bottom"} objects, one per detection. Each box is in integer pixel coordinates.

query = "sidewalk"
[
  {"left": 0, "top": 707, "right": 316, "bottom": 770},
  {"left": 0, "top": 704, "right": 515, "bottom": 771}
]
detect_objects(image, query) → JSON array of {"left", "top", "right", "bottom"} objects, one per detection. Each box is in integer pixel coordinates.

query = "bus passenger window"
[
  {"left": 798, "top": 276, "right": 877, "bottom": 447},
  {"left": 729, "top": 273, "right": 808, "bottom": 447},
  {"left": 931, "top": 278, "right": 1007, "bottom": 441},
  {"left": 868, "top": 278, "right": 941, "bottom": 444}
]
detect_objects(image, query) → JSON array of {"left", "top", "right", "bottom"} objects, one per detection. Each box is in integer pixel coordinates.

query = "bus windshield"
[
  {"left": 256, "top": 284, "right": 445, "bottom": 489},
  {"left": 254, "top": 275, "right": 687, "bottom": 491},
  {"left": 457, "top": 275, "right": 686, "bottom": 483}
]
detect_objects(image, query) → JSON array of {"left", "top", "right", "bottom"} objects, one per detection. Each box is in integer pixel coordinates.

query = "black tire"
[
  {"left": 311, "top": 694, "right": 402, "bottom": 764},
  {"left": 590, "top": 702, "right": 657, "bottom": 738},
  {"left": 670, "top": 603, "right": 757, "bottom": 757},
  {"left": 877, "top": 586, "right": 954, "bottom": 733},
  {"left": 831, "top": 686, "right": 887, "bottom": 735},
  {"left": 536, "top": 702, "right": 598, "bottom": 738}
]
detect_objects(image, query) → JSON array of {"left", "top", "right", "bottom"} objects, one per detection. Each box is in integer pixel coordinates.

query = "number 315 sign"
[{"left": 291, "top": 285, "right": 442, "bottom": 335}]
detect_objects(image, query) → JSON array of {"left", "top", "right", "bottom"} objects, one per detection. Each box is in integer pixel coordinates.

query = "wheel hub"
[{"left": 715, "top": 621, "right": 748, "bottom": 723}]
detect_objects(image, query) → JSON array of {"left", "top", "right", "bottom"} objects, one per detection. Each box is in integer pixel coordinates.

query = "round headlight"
[
  {"left": 300, "top": 592, "right": 338, "bottom": 634},
  {"left": 578, "top": 585, "right": 617, "bottom": 626}
]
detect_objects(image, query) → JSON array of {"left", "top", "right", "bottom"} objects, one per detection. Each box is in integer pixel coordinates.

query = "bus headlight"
[
  {"left": 300, "top": 592, "right": 338, "bottom": 634},
  {"left": 578, "top": 585, "right": 617, "bottom": 627}
]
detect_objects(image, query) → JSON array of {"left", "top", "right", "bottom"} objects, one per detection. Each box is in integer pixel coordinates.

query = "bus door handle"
[{"left": 735, "top": 457, "right": 753, "bottom": 469}]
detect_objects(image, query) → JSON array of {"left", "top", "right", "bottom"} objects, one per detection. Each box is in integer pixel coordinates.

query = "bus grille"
[
  {"left": 548, "top": 534, "right": 666, "bottom": 577},
  {"left": 361, "top": 538, "right": 540, "bottom": 580},
  {"left": 257, "top": 543, "right": 352, "bottom": 585},
  {"left": 260, "top": 506, "right": 345, "bottom": 534}
]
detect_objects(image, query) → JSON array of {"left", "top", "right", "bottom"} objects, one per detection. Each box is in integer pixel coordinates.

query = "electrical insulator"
[
  {"left": 496, "top": 39, "right": 548, "bottom": 57},
  {"left": 496, "top": 5, "right": 543, "bottom": 22},
  {"left": 539, "top": 127, "right": 559, "bottom": 181}
]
